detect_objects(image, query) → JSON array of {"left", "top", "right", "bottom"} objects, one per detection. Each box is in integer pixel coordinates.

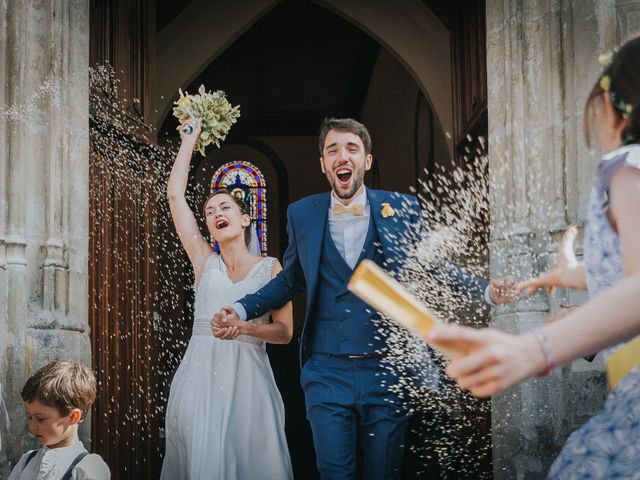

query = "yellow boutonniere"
[{"left": 381, "top": 203, "right": 395, "bottom": 218}]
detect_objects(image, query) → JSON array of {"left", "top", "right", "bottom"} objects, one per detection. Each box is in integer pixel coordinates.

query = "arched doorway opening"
[
  {"left": 88, "top": 1, "right": 490, "bottom": 478},
  {"left": 155, "top": 1, "right": 470, "bottom": 478}
]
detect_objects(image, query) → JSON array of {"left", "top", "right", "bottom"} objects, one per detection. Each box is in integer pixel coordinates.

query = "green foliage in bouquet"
[{"left": 172, "top": 85, "right": 241, "bottom": 155}]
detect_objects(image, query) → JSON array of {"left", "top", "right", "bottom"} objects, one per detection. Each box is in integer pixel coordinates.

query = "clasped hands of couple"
[
  {"left": 211, "top": 306, "right": 244, "bottom": 340},
  {"left": 209, "top": 227, "right": 581, "bottom": 394}
]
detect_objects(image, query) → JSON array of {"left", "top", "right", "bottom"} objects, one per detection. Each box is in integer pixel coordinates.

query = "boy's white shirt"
[{"left": 8, "top": 439, "right": 110, "bottom": 480}]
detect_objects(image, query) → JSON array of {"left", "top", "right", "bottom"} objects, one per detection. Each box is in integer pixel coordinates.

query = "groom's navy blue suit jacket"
[{"left": 238, "top": 188, "right": 488, "bottom": 366}]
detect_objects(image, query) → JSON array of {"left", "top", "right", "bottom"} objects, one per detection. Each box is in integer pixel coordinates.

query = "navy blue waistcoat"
[{"left": 309, "top": 216, "right": 386, "bottom": 355}]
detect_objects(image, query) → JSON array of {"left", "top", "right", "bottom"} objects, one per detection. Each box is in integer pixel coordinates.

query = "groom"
[{"left": 214, "top": 118, "right": 510, "bottom": 479}]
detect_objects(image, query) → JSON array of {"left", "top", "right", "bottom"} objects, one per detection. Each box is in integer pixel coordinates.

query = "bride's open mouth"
[
  {"left": 335, "top": 168, "right": 353, "bottom": 186},
  {"left": 215, "top": 218, "right": 230, "bottom": 230}
]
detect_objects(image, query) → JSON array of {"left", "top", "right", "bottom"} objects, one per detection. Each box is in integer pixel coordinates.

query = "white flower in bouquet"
[{"left": 172, "top": 85, "right": 241, "bottom": 155}]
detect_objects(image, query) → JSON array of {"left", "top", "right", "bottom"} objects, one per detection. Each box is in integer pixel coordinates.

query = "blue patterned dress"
[{"left": 548, "top": 144, "right": 640, "bottom": 479}]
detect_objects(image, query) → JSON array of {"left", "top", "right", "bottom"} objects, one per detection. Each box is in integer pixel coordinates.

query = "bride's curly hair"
[{"left": 202, "top": 189, "right": 252, "bottom": 247}]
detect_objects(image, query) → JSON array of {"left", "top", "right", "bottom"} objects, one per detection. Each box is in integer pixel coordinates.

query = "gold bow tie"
[{"left": 332, "top": 203, "right": 365, "bottom": 216}]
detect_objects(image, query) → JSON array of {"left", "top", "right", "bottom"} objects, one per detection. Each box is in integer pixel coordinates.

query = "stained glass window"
[{"left": 211, "top": 161, "right": 267, "bottom": 255}]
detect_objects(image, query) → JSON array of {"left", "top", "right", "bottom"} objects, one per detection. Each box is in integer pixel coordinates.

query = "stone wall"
[
  {"left": 0, "top": 0, "right": 90, "bottom": 474},
  {"left": 486, "top": 0, "right": 640, "bottom": 477}
]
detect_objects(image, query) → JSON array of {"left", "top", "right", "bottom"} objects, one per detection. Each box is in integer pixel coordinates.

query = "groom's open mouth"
[
  {"left": 215, "top": 218, "right": 230, "bottom": 230},
  {"left": 335, "top": 168, "right": 353, "bottom": 186}
]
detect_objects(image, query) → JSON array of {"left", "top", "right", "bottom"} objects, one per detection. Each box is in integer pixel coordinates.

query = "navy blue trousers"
[{"left": 301, "top": 353, "right": 409, "bottom": 480}]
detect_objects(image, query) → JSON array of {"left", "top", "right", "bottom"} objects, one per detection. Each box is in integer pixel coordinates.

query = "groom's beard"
[{"left": 332, "top": 169, "right": 365, "bottom": 201}]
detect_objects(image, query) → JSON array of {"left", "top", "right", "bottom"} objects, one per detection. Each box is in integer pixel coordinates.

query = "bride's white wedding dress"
[{"left": 160, "top": 254, "right": 293, "bottom": 480}]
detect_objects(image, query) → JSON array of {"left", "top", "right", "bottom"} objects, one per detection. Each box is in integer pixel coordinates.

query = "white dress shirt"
[
  {"left": 8, "top": 439, "right": 110, "bottom": 480},
  {"left": 328, "top": 187, "right": 370, "bottom": 269}
]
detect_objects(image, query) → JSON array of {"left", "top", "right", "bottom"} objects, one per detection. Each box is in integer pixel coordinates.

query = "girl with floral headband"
[{"left": 427, "top": 34, "right": 640, "bottom": 478}]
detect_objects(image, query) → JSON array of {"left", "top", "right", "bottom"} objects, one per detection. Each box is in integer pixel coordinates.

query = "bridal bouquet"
[{"left": 172, "top": 85, "right": 241, "bottom": 155}]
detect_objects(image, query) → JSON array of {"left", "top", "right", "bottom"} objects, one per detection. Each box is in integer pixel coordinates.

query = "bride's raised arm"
[{"left": 167, "top": 118, "right": 212, "bottom": 282}]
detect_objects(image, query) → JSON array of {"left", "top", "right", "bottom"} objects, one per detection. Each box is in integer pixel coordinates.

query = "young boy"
[{"left": 8, "top": 360, "right": 110, "bottom": 480}]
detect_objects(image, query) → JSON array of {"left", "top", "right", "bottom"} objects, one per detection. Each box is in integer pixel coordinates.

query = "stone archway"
[
  {"left": 153, "top": 3, "right": 458, "bottom": 478},
  {"left": 153, "top": 0, "right": 453, "bottom": 158}
]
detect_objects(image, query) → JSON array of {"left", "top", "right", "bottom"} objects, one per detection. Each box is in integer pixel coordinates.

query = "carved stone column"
[
  {"left": 485, "top": 0, "right": 640, "bottom": 477},
  {"left": 0, "top": 0, "right": 90, "bottom": 472}
]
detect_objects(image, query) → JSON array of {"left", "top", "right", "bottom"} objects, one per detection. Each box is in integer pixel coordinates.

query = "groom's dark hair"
[{"left": 319, "top": 117, "right": 372, "bottom": 156}]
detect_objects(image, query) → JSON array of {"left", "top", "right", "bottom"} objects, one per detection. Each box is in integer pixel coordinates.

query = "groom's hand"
[
  {"left": 211, "top": 306, "right": 241, "bottom": 340},
  {"left": 488, "top": 276, "right": 519, "bottom": 305}
]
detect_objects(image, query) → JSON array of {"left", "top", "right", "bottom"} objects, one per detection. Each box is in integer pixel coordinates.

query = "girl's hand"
[
  {"left": 427, "top": 324, "right": 547, "bottom": 397},
  {"left": 517, "top": 226, "right": 586, "bottom": 297}
]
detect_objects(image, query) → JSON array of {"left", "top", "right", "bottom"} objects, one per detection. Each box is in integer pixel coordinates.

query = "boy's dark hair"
[
  {"left": 202, "top": 188, "right": 252, "bottom": 247},
  {"left": 21, "top": 360, "right": 97, "bottom": 419},
  {"left": 318, "top": 117, "right": 372, "bottom": 156},
  {"left": 584, "top": 34, "right": 640, "bottom": 146}
]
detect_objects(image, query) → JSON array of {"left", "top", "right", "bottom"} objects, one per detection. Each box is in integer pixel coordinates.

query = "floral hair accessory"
[
  {"left": 599, "top": 75, "right": 611, "bottom": 92},
  {"left": 598, "top": 50, "right": 615, "bottom": 67},
  {"left": 597, "top": 48, "right": 634, "bottom": 120},
  {"left": 610, "top": 90, "right": 634, "bottom": 120},
  {"left": 173, "top": 85, "right": 241, "bottom": 156},
  {"left": 381, "top": 203, "right": 395, "bottom": 218}
]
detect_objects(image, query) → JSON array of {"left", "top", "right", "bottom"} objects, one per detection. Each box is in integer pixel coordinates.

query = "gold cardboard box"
[{"left": 348, "top": 259, "right": 460, "bottom": 359}]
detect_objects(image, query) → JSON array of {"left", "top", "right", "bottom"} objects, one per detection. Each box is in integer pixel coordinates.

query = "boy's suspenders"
[
  {"left": 24, "top": 449, "right": 39, "bottom": 466},
  {"left": 23, "top": 449, "right": 90, "bottom": 479},
  {"left": 61, "top": 451, "right": 90, "bottom": 480}
]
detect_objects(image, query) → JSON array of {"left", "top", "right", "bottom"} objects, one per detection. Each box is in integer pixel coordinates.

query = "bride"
[{"left": 160, "top": 119, "right": 294, "bottom": 479}]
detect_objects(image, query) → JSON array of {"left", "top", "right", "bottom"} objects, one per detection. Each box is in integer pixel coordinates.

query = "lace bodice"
[{"left": 193, "top": 254, "right": 276, "bottom": 346}]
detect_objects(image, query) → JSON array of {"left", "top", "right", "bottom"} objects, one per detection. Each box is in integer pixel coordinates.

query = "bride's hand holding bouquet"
[{"left": 173, "top": 85, "right": 241, "bottom": 156}]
